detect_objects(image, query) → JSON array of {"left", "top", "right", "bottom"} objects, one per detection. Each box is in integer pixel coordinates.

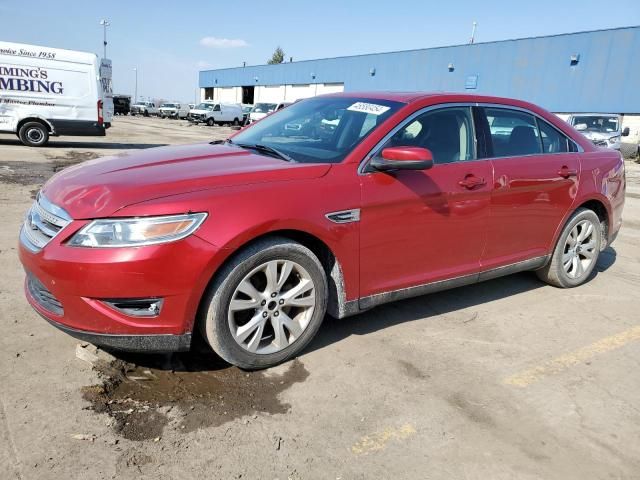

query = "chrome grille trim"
[{"left": 20, "top": 193, "right": 72, "bottom": 252}]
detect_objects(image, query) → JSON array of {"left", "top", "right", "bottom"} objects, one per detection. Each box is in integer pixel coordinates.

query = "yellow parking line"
[
  {"left": 504, "top": 325, "right": 640, "bottom": 387},
  {"left": 351, "top": 424, "right": 416, "bottom": 455}
]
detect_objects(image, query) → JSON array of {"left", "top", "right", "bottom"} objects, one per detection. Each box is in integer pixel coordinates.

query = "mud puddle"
[
  {"left": 82, "top": 347, "right": 309, "bottom": 441},
  {"left": 0, "top": 151, "right": 99, "bottom": 190}
]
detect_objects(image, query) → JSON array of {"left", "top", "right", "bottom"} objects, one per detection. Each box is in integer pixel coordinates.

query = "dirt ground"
[{"left": 1, "top": 116, "right": 639, "bottom": 480}]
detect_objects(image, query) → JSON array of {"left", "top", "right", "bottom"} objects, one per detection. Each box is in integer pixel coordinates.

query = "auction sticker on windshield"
[{"left": 347, "top": 102, "right": 391, "bottom": 115}]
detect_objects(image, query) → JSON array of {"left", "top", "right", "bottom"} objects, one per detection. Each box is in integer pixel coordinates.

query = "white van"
[
  {"left": 189, "top": 101, "right": 243, "bottom": 126},
  {"left": 0, "top": 41, "right": 113, "bottom": 146},
  {"left": 159, "top": 102, "right": 190, "bottom": 119}
]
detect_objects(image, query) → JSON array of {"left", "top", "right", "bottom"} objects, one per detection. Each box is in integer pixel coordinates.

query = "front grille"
[
  {"left": 27, "top": 273, "right": 63, "bottom": 315},
  {"left": 593, "top": 139, "right": 608, "bottom": 147},
  {"left": 20, "top": 193, "right": 72, "bottom": 252}
]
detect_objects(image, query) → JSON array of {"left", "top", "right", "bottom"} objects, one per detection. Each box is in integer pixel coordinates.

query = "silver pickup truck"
[{"left": 567, "top": 113, "right": 630, "bottom": 150}]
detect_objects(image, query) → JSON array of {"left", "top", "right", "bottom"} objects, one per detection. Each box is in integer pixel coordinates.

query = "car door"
[
  {"left": 359, "top": 105, "right": 494, "bottom": 300},
  {"left": 476, "top": 106, "right": 581, "bottom": 269}
]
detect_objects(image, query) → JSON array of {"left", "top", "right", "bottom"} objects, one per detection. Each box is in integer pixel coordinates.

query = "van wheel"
[
  {"left": 207, "top": 118, "right": 215, "bottom": 127},
  {"left": 232, "top": 118, "right": 240, "bottom": 126},
  {"left": 19, "top": 122, "right": 49, "bottom": 147},
  {"left": 200, "top": 237, "right": 328, "bottom": 369},
  {"left": 536, "top": 208, "right": 601, "bottom": 288}
]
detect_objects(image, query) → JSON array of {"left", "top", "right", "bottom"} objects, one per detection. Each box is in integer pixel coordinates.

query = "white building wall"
[
  {"left": 316, "top": 83, "right": 344, "bottom": 95},
  {"left": 284, "top": 84, "right": 316, "bottom": 102},
  {"left": 255, "top": 85, "right": 286, "bottom": 103},
  {"left": 217, "top": 86, "right": 241, "bottom": 104}
]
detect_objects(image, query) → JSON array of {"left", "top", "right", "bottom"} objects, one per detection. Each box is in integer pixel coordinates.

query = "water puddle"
[{"left": 81, "top": 349, "right": 309, "bottom": 441}]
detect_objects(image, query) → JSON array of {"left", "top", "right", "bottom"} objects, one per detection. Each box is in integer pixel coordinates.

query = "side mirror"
[
  {"left": 371, "top": 146, "right": 434, "bottom": 171},
  {"left": 574, "top": 123, "right": 587, "bottom": 131},
  {"left": 622, "top": 127, "right": 630, "bottom": 137}
]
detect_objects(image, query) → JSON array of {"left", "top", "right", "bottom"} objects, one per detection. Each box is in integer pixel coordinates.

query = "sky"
[{"left": 1, "top": 0, "right": 639, "bottom": 102}]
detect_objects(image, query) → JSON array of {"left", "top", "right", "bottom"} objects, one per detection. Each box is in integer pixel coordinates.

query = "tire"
[
  {"left": 536, "top": 208, "right": 602, "bottom": 288},
  {"left": 200, "top": 237, "right": 328, "bottom": 369},
  {"left": 233, "top": 118, "right": 240, "bottom": 126},
  {"left": 207, "top": 118, "right": 215, "bottom": 127},
  {"left": 18, "top": 122, "right": 49, "bottom": 147},
  {"left": 143, "top": 110, "right": 149, "bottom": 117}
]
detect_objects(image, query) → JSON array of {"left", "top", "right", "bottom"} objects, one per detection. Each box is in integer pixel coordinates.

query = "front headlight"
[
  {"left": 68, "top": 213, "right": 207, "bottom": 247},
  {"left": 608, "top": 136, "right": 621, "bottom": 144}
]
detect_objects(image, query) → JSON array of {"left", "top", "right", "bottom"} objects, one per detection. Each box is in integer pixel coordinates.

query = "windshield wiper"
[{"left": 233, "top": 142, "right": 295, "bottom": 162}]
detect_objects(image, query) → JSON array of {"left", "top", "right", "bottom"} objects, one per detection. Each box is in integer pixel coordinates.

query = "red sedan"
[{"left": 19, "top": 92, "right": 625, "bottom": 369}]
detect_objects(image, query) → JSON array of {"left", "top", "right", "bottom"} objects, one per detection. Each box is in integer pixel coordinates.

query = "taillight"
[{"left": 97, "top": 100, "right": 103, "bottom": 125}]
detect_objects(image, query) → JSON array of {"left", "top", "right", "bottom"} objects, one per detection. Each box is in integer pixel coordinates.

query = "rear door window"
[
  {"left": 484, "top": 108, "right": 542, "bottom": 157},
  {"left": 537, "top": 118, "right": 570, "bottom": 153}
]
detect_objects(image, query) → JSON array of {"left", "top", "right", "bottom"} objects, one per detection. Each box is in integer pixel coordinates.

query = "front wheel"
[
  {"left": 200, "top": 237, "right": 328, "bottom": 369},
  {"left": 18, "top": 122, "right": 49, "bottom": 147},
  {"left": 206, "top": 118, "right": 215, "bottom": 127},
  {"left": 536, "top": 208, "right": 601, "bottom": 288}
]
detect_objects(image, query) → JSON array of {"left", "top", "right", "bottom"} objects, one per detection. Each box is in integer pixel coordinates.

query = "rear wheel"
[
  {"left": 233, "top": 118, "right": 240, "bottom": 126},
  {"left": 18, "top": 122, "right": 49, "bottom": 147},
  {"left": 536, "top": 208, "right": 601, "bottom": 288},
  {"left": 200, "top": 237, "right": 328, "bottom": 369}
]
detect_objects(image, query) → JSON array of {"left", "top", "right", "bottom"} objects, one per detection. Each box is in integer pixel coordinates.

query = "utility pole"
[
  {"left": 133, "top": 68, "right": 138, "bottom": 103},
  {"left": 100, "top": 19, "right": 110, "bottom": 58},
  {"left": 470, "top": 21, "right": 478, "bottom": 44}
]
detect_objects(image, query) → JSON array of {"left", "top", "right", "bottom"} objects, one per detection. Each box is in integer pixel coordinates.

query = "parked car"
[
  {"left": 159, "top": 102, "right": 189, "bottom": 119},
  {"left": 188, "top": 102, "right": 243, "bottom": 126},
  {"left": 113, "top": 95, "right": 131, "bottom": 115},
  {"left": 566, "top": 114, "right": 630, "bottom": 150},
  {"left": 0, "top": 41, "right": 113, "bottom": 147},
  {"left": 130, "top": 101, "right": 158, "bottom": 117},
  {"left": 242, "top": 104, "right": 254, "bottom": 123},
  {"left": 247, "top": 102, "right": 291, "bottom": 124},
  {"left": 19, "top": 92, "right": 625, "bottom": 369}
]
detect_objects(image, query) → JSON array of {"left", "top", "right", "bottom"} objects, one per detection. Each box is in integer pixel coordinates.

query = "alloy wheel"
[
  {"left": 563, "top": 219, "right": 597, "bottom": 279},
  {"left": 228, "top": 260, "right": 316, "bottom": 354}
]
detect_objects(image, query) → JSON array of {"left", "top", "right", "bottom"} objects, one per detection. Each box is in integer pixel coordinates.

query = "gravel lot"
[{"left": 1, "top": 116, "right": 639, "bottom": 479}]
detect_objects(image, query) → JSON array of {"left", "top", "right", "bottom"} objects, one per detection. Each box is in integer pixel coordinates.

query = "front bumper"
[
  {"left": 40, "top": 312, "right": 192, "bottom": 352},
  {"left": 19, "top": 226, "right": 225, "bottom": 351}
]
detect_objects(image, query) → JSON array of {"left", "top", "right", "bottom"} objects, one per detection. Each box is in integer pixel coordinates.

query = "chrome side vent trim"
[
  {"left": 27, "top": 273, "right": 63, "bottom": 315},
  {"left": 325, "top": 209, "right": 361, "bottom": 224},
  {"left": 20, "top": 193, "right": 72, "bottom": 252}
]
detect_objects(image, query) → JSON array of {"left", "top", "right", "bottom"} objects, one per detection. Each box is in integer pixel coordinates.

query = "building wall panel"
[{"left": 199, "top": 27, "right": 640, "bottom": 113}]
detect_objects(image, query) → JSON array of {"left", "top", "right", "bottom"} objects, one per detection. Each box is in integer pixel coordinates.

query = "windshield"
[
  {"left": 572, "top": 116, "right": 619, "bottom": 133},
  {"left": 196, "top": 103, "right": 214, "bottom": 110},
  {"left": 252, "top": 103, "right": 277, "bottom": 113},
  {"left": 230, "top": 96, "right": 404, "bottom": 164},
  {"left": 161, "top": 103, "right": 177, "bottom": 108},
  {"left": 242, "top": 106, "right": 253, "bottom": 113}
]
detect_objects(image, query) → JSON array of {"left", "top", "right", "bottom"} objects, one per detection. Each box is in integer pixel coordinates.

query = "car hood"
[
  {"left": 42, "top": 143, "right": 331, "bottom": 219},
  {"left": 581, "top": 131, "right": 618, "bottom": 141}
]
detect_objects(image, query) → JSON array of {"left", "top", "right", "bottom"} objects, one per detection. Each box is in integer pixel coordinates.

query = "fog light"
[{"left": 102, "top": 298, "right": 164, "bottom": 317}]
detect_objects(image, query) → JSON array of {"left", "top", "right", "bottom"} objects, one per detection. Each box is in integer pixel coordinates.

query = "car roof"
[{"left": 323, "top": 91, "right": 547, "bottom": 110}]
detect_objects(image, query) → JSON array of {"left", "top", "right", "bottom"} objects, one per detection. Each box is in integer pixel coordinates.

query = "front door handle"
[
  {"left": 459, "top": 175, "right": 486, "bottom": 189},
  {"left": 558, "top": 166, "right": 577, "bottom": 178}
]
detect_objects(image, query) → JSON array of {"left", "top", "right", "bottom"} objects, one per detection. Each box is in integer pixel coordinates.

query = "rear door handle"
[
  {"left": 558, "top": 166, "right": 577, "bottom": 178},
  {"left": 459, "top": 175, "right": 486, "bottom": 189}
]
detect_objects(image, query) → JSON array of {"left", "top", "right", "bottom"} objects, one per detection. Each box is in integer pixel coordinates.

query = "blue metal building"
[{"left": 199, "top": 26, "right": 640, "bottom": 113}]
